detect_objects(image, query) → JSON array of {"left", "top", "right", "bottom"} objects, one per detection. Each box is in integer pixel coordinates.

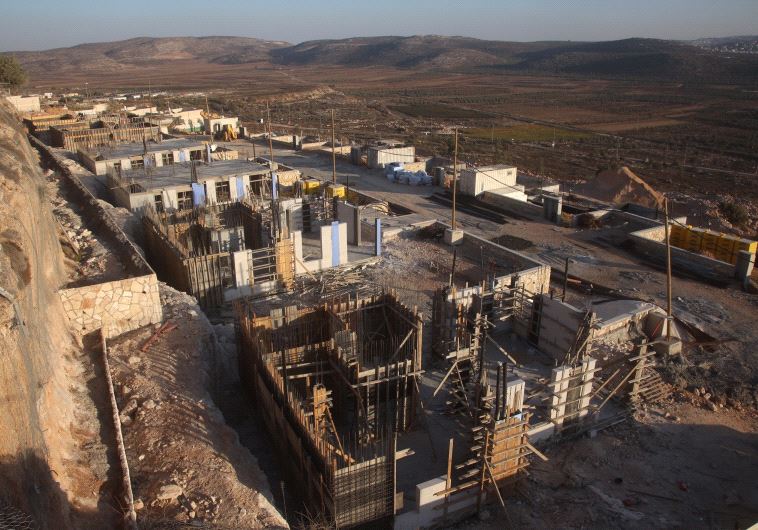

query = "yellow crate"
[
  {"left": 302, "top": 178, "right": 321, "bottom": 195},
  {"left": 325, "top": 183, "right": 346, "bottom": 199}
]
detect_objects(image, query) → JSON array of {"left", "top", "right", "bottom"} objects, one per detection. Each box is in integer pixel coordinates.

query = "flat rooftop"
[
  {"left": 119, "top": 159, "right": 270, "bottom": 190},
  {"left": 82, "top": 138, "right": 207, "bottom": 159}
]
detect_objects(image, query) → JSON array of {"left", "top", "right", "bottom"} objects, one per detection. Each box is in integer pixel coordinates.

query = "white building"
[
  {"left": 5, "top": 95, "right": 41, "bottom": 114},
  {"left": 367, "top": 144, "right": 415, "bottom": 169},
  {"left": 169, "top": 108, "right": 206, "bottom": 132},
  {"left": 127, "top": 106, "right": 158, "bottom": 117},
  {"left": 459, "top": 164, "right": 524, "bottom": 199},
  {"left": 206, "top": 115, "right": 239, "bottom": 135},
  {"left": 107, "top": 158, "right": 270, "bottom": 212}
]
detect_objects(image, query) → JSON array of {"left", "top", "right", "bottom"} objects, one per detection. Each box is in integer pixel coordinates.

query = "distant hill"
[
  {"left": 6, "top": 36, "right": 290, "bottom": 77},
  {"left": 5, "top": 35, "right": 758, "bottom": 85},
  {"left": 271, "top": 36, "right": 758, "bottom": 82}
]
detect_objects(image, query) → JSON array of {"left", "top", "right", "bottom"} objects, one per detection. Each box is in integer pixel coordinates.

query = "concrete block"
[
  {"left": 653, "top": 338, "right": 682, "bottom": 357},
  {"left": 320, "top": 224, "right": 332, "bottom": 269},
  {"left": 527, "top": 421, "right": 555, "bottom": 443},
  {"left": 444, "top": 228, "right": 464, "bottom": 245},
  {"left": 416, "top": 475, "right": 447, "bottom": 509}
]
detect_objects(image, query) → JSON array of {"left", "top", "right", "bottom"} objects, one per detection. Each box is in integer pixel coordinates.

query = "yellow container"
[
  {"left": 302, "top": 178, "right": 321, "bottom": 195},
  {"left": 326, "top": 183, "right": 346, "bottom": 199}
]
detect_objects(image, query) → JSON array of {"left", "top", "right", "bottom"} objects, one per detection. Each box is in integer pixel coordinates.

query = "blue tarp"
[
  {"left": 236, "top": 177, "right": 245, "bottom": 200},
  {"left": 375, "top": 218, "right": 382, "bottom": 256},
  {"left": 191, "top": 182, "right": 206, "bottom": 207},
  {"left": 178, "top": 150, "right": 187, "bottom": 163},
  {"left": 271, "top": 172, "right": 279, "bottom": 200}
]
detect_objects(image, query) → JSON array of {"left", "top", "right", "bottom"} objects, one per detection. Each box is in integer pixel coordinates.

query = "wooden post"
[
  {"left": 477, "top": 430, "right": 490, "bottom": 512},
  {"left": 664, "top": 198, "right": 673, "bottom": 343},
  {"left": 444, "top": 438, "right": 454, "bottom": 519},
  {"left": 331, "top": 109, "right": 337, "bottom": 185}
]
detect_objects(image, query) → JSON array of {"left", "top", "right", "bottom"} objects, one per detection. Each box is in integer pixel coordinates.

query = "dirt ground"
[
  {"left": 106, "top": 285, "right": 287, "bottom": 529},
  {"left": 464, "top": 401, "right": 758, "bottom": 529}
]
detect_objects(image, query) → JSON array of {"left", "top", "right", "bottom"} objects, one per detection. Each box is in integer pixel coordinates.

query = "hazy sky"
[{"left": 2, "top": 0, "right": 757, "bottom": 51}]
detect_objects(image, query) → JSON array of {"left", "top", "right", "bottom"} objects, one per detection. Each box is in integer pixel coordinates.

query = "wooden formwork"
[
  {"left": 141, "top": 202, "right": 293, "bottom": 308},
  {"left": 49, "top": 124, "right": 161, "bottom": 150},
  {"left": 236, "top": 292, "right": 422, "bottom": 527}
]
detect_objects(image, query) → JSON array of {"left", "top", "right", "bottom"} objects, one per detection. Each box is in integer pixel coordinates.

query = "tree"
[{"left": 0, "top": 56, "right": 27, "bottom": 89}]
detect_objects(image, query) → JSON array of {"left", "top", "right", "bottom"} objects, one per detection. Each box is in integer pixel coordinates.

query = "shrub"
[{"left": 718, "top": 201, "right": 748, "bottom": 226}]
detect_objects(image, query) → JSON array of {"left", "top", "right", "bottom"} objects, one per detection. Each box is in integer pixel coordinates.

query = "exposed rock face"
[{"left": 0, "top": 101, "right": 74, "bottom": 526}]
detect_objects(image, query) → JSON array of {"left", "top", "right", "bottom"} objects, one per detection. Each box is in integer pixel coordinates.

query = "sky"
[{"left": 2, "top": 0, "right": 757, "bottom": 51}]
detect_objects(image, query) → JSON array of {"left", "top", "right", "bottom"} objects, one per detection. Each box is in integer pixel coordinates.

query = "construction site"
[{"left": 1, "top": 78, "right": 757, "bottom": 530}]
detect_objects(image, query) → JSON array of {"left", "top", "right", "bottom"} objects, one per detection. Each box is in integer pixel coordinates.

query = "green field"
[{"left": 465, "top": 124, "right": 591, "bottom": 142}]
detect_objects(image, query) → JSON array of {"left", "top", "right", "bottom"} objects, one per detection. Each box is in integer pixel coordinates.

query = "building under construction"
[
  {"left": 237, "top": 292, "right": 422, "bottom": 527},
  {"left": 142, "top": 201, "right": 297, "bottom": 308}
]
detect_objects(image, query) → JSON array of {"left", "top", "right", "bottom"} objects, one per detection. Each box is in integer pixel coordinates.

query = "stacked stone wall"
[{"left": 59, "top": 274, "right": 162, "bottom": 338}]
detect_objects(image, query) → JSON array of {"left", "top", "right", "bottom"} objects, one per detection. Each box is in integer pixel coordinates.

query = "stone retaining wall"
[
  {"left": 29, "top": 135, "right": 163, "bottom": 337},
  {"left": 59, "top": 274, "right": 161, "bottom": 338}
]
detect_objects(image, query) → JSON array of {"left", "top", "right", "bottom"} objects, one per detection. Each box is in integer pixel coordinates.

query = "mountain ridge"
[{"left": 5, "top": 34, "right": 758, "bottom": 84}]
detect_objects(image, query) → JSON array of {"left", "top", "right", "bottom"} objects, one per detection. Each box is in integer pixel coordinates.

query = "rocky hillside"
[{"left": 0, "top": 100, "right": 73, "bottom": 526}]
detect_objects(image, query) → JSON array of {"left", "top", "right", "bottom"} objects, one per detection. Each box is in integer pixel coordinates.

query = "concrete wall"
[
  {"left": 293, "top": 223, "right": 349, "bottom": 274},
  {"left": 454, "top": 228, "right": 551, "bottom": 295},
  {"left": 537, "top": 295, "right": 587, "bottom": 360},
  {"left": 337, "top": 201, "right": 361, "bottom": 245},
  {"left": 480, "top": 191, "right": 544, "bottom": 220},
  {"left": 599, "top": 210, "right": 686, "bottom": 233},
  {"left": 59, "top": 274, "right": 162, "bottom": 338},
  {"left": 628, "top": 225, "right": 736, "bottom": 282}
]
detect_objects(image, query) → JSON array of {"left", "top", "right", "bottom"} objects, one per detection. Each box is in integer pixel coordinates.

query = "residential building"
[
  {"left": 78, "top": 138, "right": 233, "bottom": 175},
  {"left": 106, "top": 158, "right": 271, "bottom": 212}
]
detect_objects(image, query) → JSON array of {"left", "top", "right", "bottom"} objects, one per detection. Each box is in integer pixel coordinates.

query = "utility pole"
[
  {"left": 451, "top": 128, "right": 459, "bottom": 230},
  {"left": 267, "top": 102, "right": 278, "bottom": 237},
  {"left": 664, "top": 197, "right": 673, "bottom": 343},
  {"left": 266, "top": 102, "right": 276, "bottom": 164},
  {"left": 331, "top": 109, "right": 337, "bottom": 185}
]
